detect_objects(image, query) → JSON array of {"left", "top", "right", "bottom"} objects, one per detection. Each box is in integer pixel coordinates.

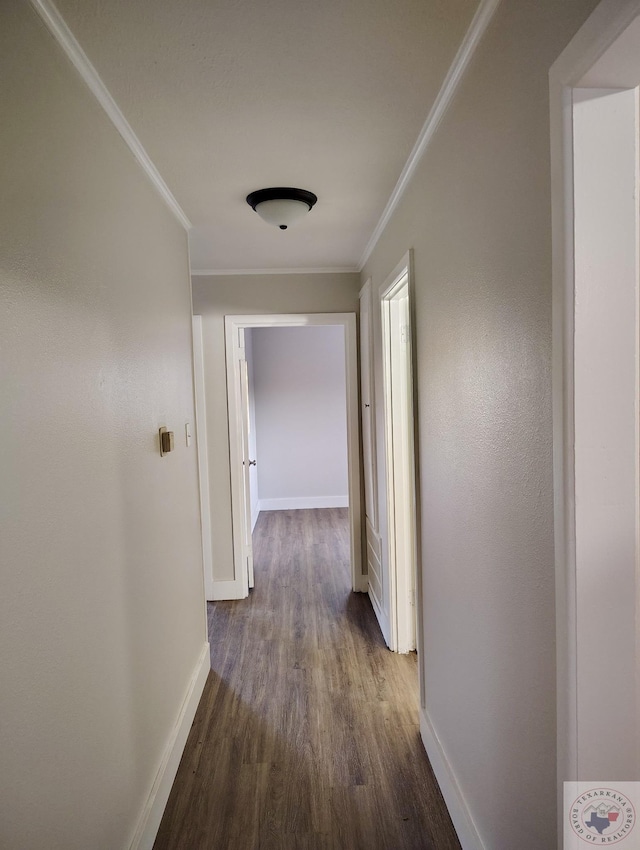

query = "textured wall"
[
  {"left": 0, "top": 5, "right": 206, "bottom": 848},
  {"left": 192, "top": 273, "right": 359, "bottom": 582},
  {"left": 361, "top": 0, "right": 600, "bottom": 846}
]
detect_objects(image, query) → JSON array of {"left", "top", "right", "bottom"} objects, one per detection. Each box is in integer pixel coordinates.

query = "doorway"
[
  {"left": 224, "top": 313, "right": 364, "bottom": 597},
  {"left": 380, "top": 256, "right": 418, "bottom": 655},
  {"left": 551, "top": 0, "right": 640, "bottom": 819}
]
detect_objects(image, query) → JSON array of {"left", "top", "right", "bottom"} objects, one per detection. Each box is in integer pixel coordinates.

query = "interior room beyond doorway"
[
  {"left": 223, "top": 313, "right": 364, "bottom": 600},
  {"left": 245, "top": 325, "right": 349, "bottom": 535}
]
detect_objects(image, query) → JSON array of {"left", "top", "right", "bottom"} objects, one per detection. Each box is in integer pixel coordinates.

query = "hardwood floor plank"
[{"left": 154, "top": 508, "right": 460, "bottom": 850}]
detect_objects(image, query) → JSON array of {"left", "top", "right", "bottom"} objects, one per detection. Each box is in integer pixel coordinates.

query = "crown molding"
[
  {"left": 191, "top": 267, "right": 359, "bottom": 277},
  {"left": 358, "top": 0, "right": 502, "bottom": 270},
  {"left": 30, "top": 0, "right": 500, "bottom": 264},
  {"left": 29, "top": 0, "right": 192, "bottom": 231}
]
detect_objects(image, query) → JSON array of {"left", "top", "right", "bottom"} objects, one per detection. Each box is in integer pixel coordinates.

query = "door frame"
[
  {"left": 224, "top": 313, "right": 364, "bottom": 597},
  {"left": 379, "top": 252, "right": 419, "bottom": 654},
  {"left": 550, "top": 0, "right": 640, "bottom": 837},
  {"left": 192, "top": 315, "right": 214, "bottom": 600}
]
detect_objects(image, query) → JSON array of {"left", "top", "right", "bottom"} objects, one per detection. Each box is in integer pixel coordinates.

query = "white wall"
[
  {"left": 0, "top": 5, "right": 207, "bottom": 848},
  {"left": 251, "top": 325, "right": 348, "bottom": 511},
  {"left": 361, "top": 0, "right": 601, "bottom": 847},
  {"left": 192, "top": 273, "right": 360, "bottom": 582}
]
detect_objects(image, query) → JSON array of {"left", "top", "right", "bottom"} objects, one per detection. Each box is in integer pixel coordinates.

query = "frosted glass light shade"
[
  {"left": 246, "top": 188, "right": 318, "bottom": 230},
  {"left": 254, "top": 198, "right": 310, "bottom": 230}
]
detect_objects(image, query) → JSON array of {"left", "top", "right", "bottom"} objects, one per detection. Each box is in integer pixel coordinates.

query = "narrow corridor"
[{"left": 155, "top": 509, "right": 460, "bottom": 850}]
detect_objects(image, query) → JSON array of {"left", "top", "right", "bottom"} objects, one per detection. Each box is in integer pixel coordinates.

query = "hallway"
[{"left": 154, "top": 509, "right": 461, "bottom": 849}]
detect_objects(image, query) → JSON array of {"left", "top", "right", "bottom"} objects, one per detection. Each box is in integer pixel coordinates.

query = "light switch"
[
  {"left": 185, "top": 422, "right": 192, "bottom": 447},
  {"left": 159, "top": 427, "right": 174, "bottom": 457}
]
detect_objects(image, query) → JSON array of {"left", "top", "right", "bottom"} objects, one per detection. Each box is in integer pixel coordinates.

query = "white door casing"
[
  {"left": 551, "top": 1, "right": 640, "bottom": 842},
  {"left": 360, "top": 280, "right": 386, "bottom": 635},
  {"left": 359, "top": 280, "right": 378, "bottom": 530}
]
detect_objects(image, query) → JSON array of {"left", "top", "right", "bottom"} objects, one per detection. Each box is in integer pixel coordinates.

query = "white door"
[
  {"left": 389, "top": 288, "right": 416, "bottom": 652},
  {"left": 239, "top": 354, "right": 255, "bottom": 589},
  {"left": 381, "top": 265, "right": 418, "bottom": 654}
]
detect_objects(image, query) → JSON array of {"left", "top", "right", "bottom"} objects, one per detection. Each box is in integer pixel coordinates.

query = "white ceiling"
[{"left": 53, "top": 0, "right": 480, "bottom": 272}]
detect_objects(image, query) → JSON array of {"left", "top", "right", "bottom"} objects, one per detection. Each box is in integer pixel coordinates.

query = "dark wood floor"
[{"left": 154, "top": 508, "right": 461, "bottom": 850}]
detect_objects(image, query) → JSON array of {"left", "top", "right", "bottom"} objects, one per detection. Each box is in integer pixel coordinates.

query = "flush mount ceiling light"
[{"left": 246, "top": 187, "right": 318, "bottom": 230}]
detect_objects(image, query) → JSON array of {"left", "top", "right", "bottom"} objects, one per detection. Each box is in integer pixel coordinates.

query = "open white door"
[
  {"left": 226, "top": 325, "right": 253, "bottom": 597},
  {"left": 381, "top": 257, "right": 418, "bottom": 654},
  {"left": 239, "top": 354, "right": 255, "bottom": 589}
]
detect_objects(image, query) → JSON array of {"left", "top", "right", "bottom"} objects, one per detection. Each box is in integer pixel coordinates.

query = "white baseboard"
[
  {"left": 419, "top": 707, "right": 486, "bottom": 850},
  {"left": 257, "top": 495, "right": 349, "bottom": 511},
  {"left": 210, "top": 578, "right": 247, "bottom": 601},
  {"left": 129, "top": 641, "right": 210, "bottom": 850}
]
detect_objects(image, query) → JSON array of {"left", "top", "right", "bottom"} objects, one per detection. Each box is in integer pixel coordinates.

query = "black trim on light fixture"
[
  {"left": 246, "top": 187, "right": 318, "bottom": 210},
  {"left": 246, "top": 187, "right": 318, "bottom": 229}
]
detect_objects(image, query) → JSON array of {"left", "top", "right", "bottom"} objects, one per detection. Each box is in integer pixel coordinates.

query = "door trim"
[
  {"left": 550, "top": 0, "right": 640, "bottom": 839},
  {"left": 359, "top": 279, "right": 379, "bottom": 531},
  {"left": 224, "top": 313, "right": 364, "bottom": 596}
]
